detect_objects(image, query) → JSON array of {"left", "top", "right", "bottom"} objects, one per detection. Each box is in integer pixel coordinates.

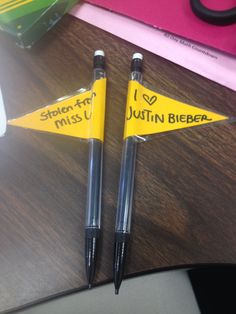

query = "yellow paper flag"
[
  {"left": 124, "top": 81, "right": 229, "bottom": 139},
  {"left": 8, "top": 78, "right": 107, "bottom": 141}
]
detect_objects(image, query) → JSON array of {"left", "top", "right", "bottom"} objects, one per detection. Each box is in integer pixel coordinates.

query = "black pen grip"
[{"left": 113, "top": 232, "right": 130, "bottom": 294}]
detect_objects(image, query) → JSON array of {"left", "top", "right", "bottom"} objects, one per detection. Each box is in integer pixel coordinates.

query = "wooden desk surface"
[{"left": 0, "top": 14, "right": 236, "bottom": 313}]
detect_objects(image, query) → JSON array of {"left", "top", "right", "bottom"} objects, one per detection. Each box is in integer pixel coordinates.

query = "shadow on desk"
[{"left": 10, "top": 264, "right": 236, "bottom": 314}]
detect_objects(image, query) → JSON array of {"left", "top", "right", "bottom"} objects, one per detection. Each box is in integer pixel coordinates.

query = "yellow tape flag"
[
  {"left": 8, "top": 78, "right": 107, "bottom": 141},
  {"left": 124, "top": 81, "right": 229, "bottom": 139}
]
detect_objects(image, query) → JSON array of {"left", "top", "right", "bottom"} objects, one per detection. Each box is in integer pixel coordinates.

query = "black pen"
[
  {"left": 85, "top": 50, "right": 106, "bottom": 288},
  {"left": 113, "top": 53, "right": 143, "bottom": 294}
]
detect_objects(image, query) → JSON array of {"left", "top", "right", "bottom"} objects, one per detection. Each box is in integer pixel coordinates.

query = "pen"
[
  {"left": 113, "top": 53, "right": 143, "bottom": 294},
  {"left": 85, "top": 50, "right": 106, "bottom": 288}
]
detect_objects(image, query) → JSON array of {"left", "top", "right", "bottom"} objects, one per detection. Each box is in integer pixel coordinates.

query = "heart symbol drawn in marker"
[{"left": 143, "top": 94, "right": 157, "bottom": 106}]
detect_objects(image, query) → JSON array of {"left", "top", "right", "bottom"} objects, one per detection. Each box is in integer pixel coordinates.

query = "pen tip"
[{"left": 115, "top": 288, "right": 119, "bottom": 295}]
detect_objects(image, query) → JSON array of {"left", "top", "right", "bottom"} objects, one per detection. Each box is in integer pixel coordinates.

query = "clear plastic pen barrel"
[
  {"left": 85, "top": 51, "right": 106, "bottom": 287},
  {"left": 85, "top": 67, "right": 106, "bottom": 229},
  {"left": 86, "top": 140, "right": 103, "bottom": 228},
  {"left": 113, "top": 53, "right": 143, "bottom": 294},
  {"left": 115, "top": 70, "right": 143, "bottom": 233}
]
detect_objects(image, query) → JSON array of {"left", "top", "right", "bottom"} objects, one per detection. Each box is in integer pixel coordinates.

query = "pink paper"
[
  {"left": 70, "top": 3, "right": 236, "bottom": 91},
  {"left": 85, "top": 0, "right": 236, "bottom": 56}
]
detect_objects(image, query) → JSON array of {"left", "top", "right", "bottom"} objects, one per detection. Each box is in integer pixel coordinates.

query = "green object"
[{"left": 0, "top": 0, "right": 78, "bottom": 48}]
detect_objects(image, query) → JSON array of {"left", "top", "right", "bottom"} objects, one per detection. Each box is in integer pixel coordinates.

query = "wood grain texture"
[{"left": 0, "top": 14, "right": 236, "bottom": 313}]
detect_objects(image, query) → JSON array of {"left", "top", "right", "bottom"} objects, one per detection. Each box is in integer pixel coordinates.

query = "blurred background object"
[
  {"left": 190, "top": 0, "right": 236, "bottom": 25},
  {"left": 0, "top": 0, "right": 78, "bottom": 48}
]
